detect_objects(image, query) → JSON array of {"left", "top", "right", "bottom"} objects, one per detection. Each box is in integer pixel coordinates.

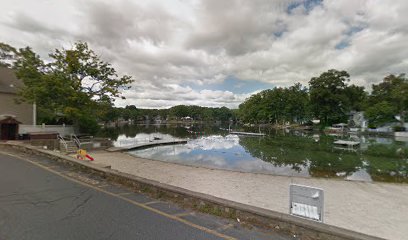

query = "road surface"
[{"left": 0, "top": 150, "right": 291, "bottom": 240}]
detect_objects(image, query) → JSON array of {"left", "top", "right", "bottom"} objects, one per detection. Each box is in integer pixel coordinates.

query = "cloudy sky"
[{"left": 1, "top": 0, "right": 407, "bottom": 108}]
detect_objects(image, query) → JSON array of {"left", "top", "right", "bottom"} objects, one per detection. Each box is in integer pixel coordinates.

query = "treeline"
[
  {"left": 238, "top": 69, "right": 408, "bottom": 127},
  {"left": 102, "top": 105, "right": 237, "bottom": 123}
]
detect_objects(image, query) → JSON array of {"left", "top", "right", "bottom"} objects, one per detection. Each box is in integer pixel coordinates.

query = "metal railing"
[
  {"left": 70, "top": 134, "right": 81, "bottom": 149},
  {"left": 58, "top": 134, "right": 68, "bottom": 152}
]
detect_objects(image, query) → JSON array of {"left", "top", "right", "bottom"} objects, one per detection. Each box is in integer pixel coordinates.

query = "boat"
[
  {"left": 348, "top": 127, "right": 360, "bottom": 132},
  {"left": 325, "top": 123, "right": 348, "bottom": 133}
]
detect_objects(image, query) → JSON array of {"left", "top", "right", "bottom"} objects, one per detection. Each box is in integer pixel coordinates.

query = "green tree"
[
  {"left": 0, "top": 42, "right": 18, "bottom": 67},
  {"left": 309, "top": 69, "right": 360, "bottom": 125},
  {"left": 124, "top": 105, "right": 141, "bottom": 121},
  {"left": 344, "top": 84, "right": 366, "bottom": 111},
  {"left": 201, "top": 107, "right": 214, "bottom": 121},
  {"left": 368, "top": 74, "right": 408, "bottom": 126},
  {"left": 169, "top": 105, "right": 190, "bottom": 119},
  {"left": 238, "top": 90, "right": 267, "bottom": 123},
  {"left": 13, "top": 42, "right": 133, "bottom": 134},
  {"left": 284, "top": 83, "right": 310, "bottom": 123},
  {"left": 213, "top": 107, "right": 233, "bottom": 121},
  {"left": 238, "top": 83, "right": 310, "bottom": 124},
  {"left": 365, "top": 101, "right": 397, "bottom": 128},
  {"left": 48, "top": 42, "right": 133, "bottom": 104}
]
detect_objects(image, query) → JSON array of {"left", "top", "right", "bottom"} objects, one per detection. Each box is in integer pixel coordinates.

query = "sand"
[{"left": 90, "top": 151, "right": 408, "bottom": 240}]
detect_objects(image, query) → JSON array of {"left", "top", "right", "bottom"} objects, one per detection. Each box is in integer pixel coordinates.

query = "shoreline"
[
  {"left": 2, "top": 142, "right": 406, "bottom": 240},
  {"left": 122, "top": 151, "right": 408, "bottom": 186}
]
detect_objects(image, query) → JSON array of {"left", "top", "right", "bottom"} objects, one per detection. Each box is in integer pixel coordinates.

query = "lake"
[{"left": 98, "top": 124, "right": 408, "bottom": 183}]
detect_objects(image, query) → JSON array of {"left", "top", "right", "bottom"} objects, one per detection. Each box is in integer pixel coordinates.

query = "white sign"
[{"left": 289, "top": 184, "right": 324, "bottom": 222}]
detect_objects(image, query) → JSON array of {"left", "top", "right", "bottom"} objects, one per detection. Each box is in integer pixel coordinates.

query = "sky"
[{"left": 1, "top": 0, "right": 407, "bottom": 109}]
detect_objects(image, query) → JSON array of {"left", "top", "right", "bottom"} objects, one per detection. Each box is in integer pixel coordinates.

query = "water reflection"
[
  {"left": 99, "top": 125, "right": 408, "bottom": 183},
  {"left": 129, "top": 135, "right": 310, "bottom": 177}
]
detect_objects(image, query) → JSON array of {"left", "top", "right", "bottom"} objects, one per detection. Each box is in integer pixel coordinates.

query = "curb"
[{"left": 0, "top": 142, "right": 385, "bottom": 240}]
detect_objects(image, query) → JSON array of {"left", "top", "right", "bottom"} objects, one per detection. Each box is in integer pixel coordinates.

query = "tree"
[
  {"left": 238, "top": 83, "right": 310, "bottom": 124},
  {"left": 284, "top": 83, "right": 310, "bottom": 123},
  {"left": 213, "top": 107, "right": 233, "bottom": 121},
  {"left": 368, "top": 74, "right": 408, "bottom": 126},
  {"left": 169, "top": 105, "right": 190, "bottom": 119},
  {"left": 0, "top": 42, "right": 18, "bottom": 67},
  {"left": 48, "top": 42, "right": 133, "bottom": 104},
  {"left": 344, "top": 84, "right": 366, "bottom": 112},
  {"left": 238, "top": 90, "right": 267, "bottom": 123},
  {"left": 309, "top": 69, "right": 356, "bottom": 125},
  {"left": 13, "top": 42, "right": 134, "bottom": 134},
  {"left": 365, "top": 101, "right": 397, "bottom": 128}
]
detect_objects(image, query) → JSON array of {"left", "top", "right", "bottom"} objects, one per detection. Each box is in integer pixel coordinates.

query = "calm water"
[{"left": 99, "top": 124, "right": 408, "bottom": 183}]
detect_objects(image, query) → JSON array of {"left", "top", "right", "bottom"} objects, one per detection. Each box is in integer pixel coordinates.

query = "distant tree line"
[
  {"left": 102, "top": 105, "right": 237, "bottom": 124},
  {"left": 238, "top": 69, "right": 408, "bottom": 127}
]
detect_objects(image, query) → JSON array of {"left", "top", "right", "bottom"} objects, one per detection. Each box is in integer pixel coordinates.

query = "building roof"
[
  {"left": 0, "top": 115, "right": 21, "bottom": 124},
  {"left": 0, "top": 66, "right": 23, "bottom": 94}
]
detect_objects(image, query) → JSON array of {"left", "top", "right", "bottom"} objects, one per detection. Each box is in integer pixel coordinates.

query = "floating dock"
[
  {"left": 106, "top": 139, "right": 188, "bottom": 152},
  {"left": 333, "top": 140, "right": 360, "bottom": 147},
  {"left": 395, "top": 132, "right": 408, "bottom": 138},
  {"left": 230, "top": 132, "right": 266, "bottom": 136}
]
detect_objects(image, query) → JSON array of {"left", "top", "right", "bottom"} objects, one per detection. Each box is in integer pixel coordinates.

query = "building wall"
[{"left": 0, "top": 92, "right": 33, "bottom": 125}]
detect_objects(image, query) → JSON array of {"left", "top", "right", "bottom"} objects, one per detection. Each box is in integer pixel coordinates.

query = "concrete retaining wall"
[
  {"left": 30, "top": 139, "right": 59, "bottom": 150},
  {"left": 0, "top": 143, "right": 384, "bottom": 240}
]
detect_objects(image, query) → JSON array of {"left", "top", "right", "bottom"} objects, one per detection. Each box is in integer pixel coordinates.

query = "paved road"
[{"left": 0, "top": 150, "right": 291, "bottom": 240}]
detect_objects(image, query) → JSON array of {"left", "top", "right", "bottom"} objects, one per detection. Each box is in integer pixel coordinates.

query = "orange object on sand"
[{"left": 76, "top": 149, "right": 94, "bottom": 161}]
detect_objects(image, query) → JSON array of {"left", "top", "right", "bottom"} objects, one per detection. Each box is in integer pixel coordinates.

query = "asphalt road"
[{"left": 0, "top": 150, "right": 292, "bottom": 240}]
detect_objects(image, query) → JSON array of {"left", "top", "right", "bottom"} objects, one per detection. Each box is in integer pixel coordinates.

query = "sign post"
[{"left": 289, "top": 184, "right": 324, "bottom": 222}]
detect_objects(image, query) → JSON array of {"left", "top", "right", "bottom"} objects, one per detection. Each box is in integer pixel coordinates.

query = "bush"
[{"left": 77, "top": 115, "right": 100, "bottom": 135}]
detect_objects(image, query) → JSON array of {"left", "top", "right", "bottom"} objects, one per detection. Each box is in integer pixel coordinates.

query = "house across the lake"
[{"left": 0, "top": 66, "right": 35, "bottom": 140}]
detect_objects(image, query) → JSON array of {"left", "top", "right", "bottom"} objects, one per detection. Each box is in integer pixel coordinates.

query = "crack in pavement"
[{"left": 59, "top": 194, "right": 93, "bottom": 222}]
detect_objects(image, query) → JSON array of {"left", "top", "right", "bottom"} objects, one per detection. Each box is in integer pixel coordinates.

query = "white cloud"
[
  {"left": 115, "top": 82, "right": 251, "bottom": 108},
  {"left": 1, "top": 0, "right": 407, "bottom": 107}
]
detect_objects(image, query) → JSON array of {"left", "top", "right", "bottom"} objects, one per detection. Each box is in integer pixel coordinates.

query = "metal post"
[{"left": 33, "top": 102, "right": 37, "bottom": 126}]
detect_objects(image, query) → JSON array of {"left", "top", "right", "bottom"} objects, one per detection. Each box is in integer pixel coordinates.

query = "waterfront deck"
[{"left": 106, "top": 139, "right": 187, "bottom": 152}]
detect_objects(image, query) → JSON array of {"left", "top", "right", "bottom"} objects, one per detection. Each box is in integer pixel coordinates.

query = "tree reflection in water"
[
  {"left": 239, "top": 134, "right": 407, "bottom": 183},
  {"left": 100, "top": 125, "right": 408, "bottom": 183}
]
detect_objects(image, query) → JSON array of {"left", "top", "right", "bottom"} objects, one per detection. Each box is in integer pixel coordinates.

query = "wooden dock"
[
  {"left": 230, "top": 132, "right": 266, "bottom": 136},
  {"left": 106, "top": 139, "right": 188, "bottom": 152}
]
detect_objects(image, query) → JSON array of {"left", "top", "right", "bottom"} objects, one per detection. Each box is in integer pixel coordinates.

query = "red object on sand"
[{"left": 85, "top": 154, "right": 94, "bottom": 161}]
